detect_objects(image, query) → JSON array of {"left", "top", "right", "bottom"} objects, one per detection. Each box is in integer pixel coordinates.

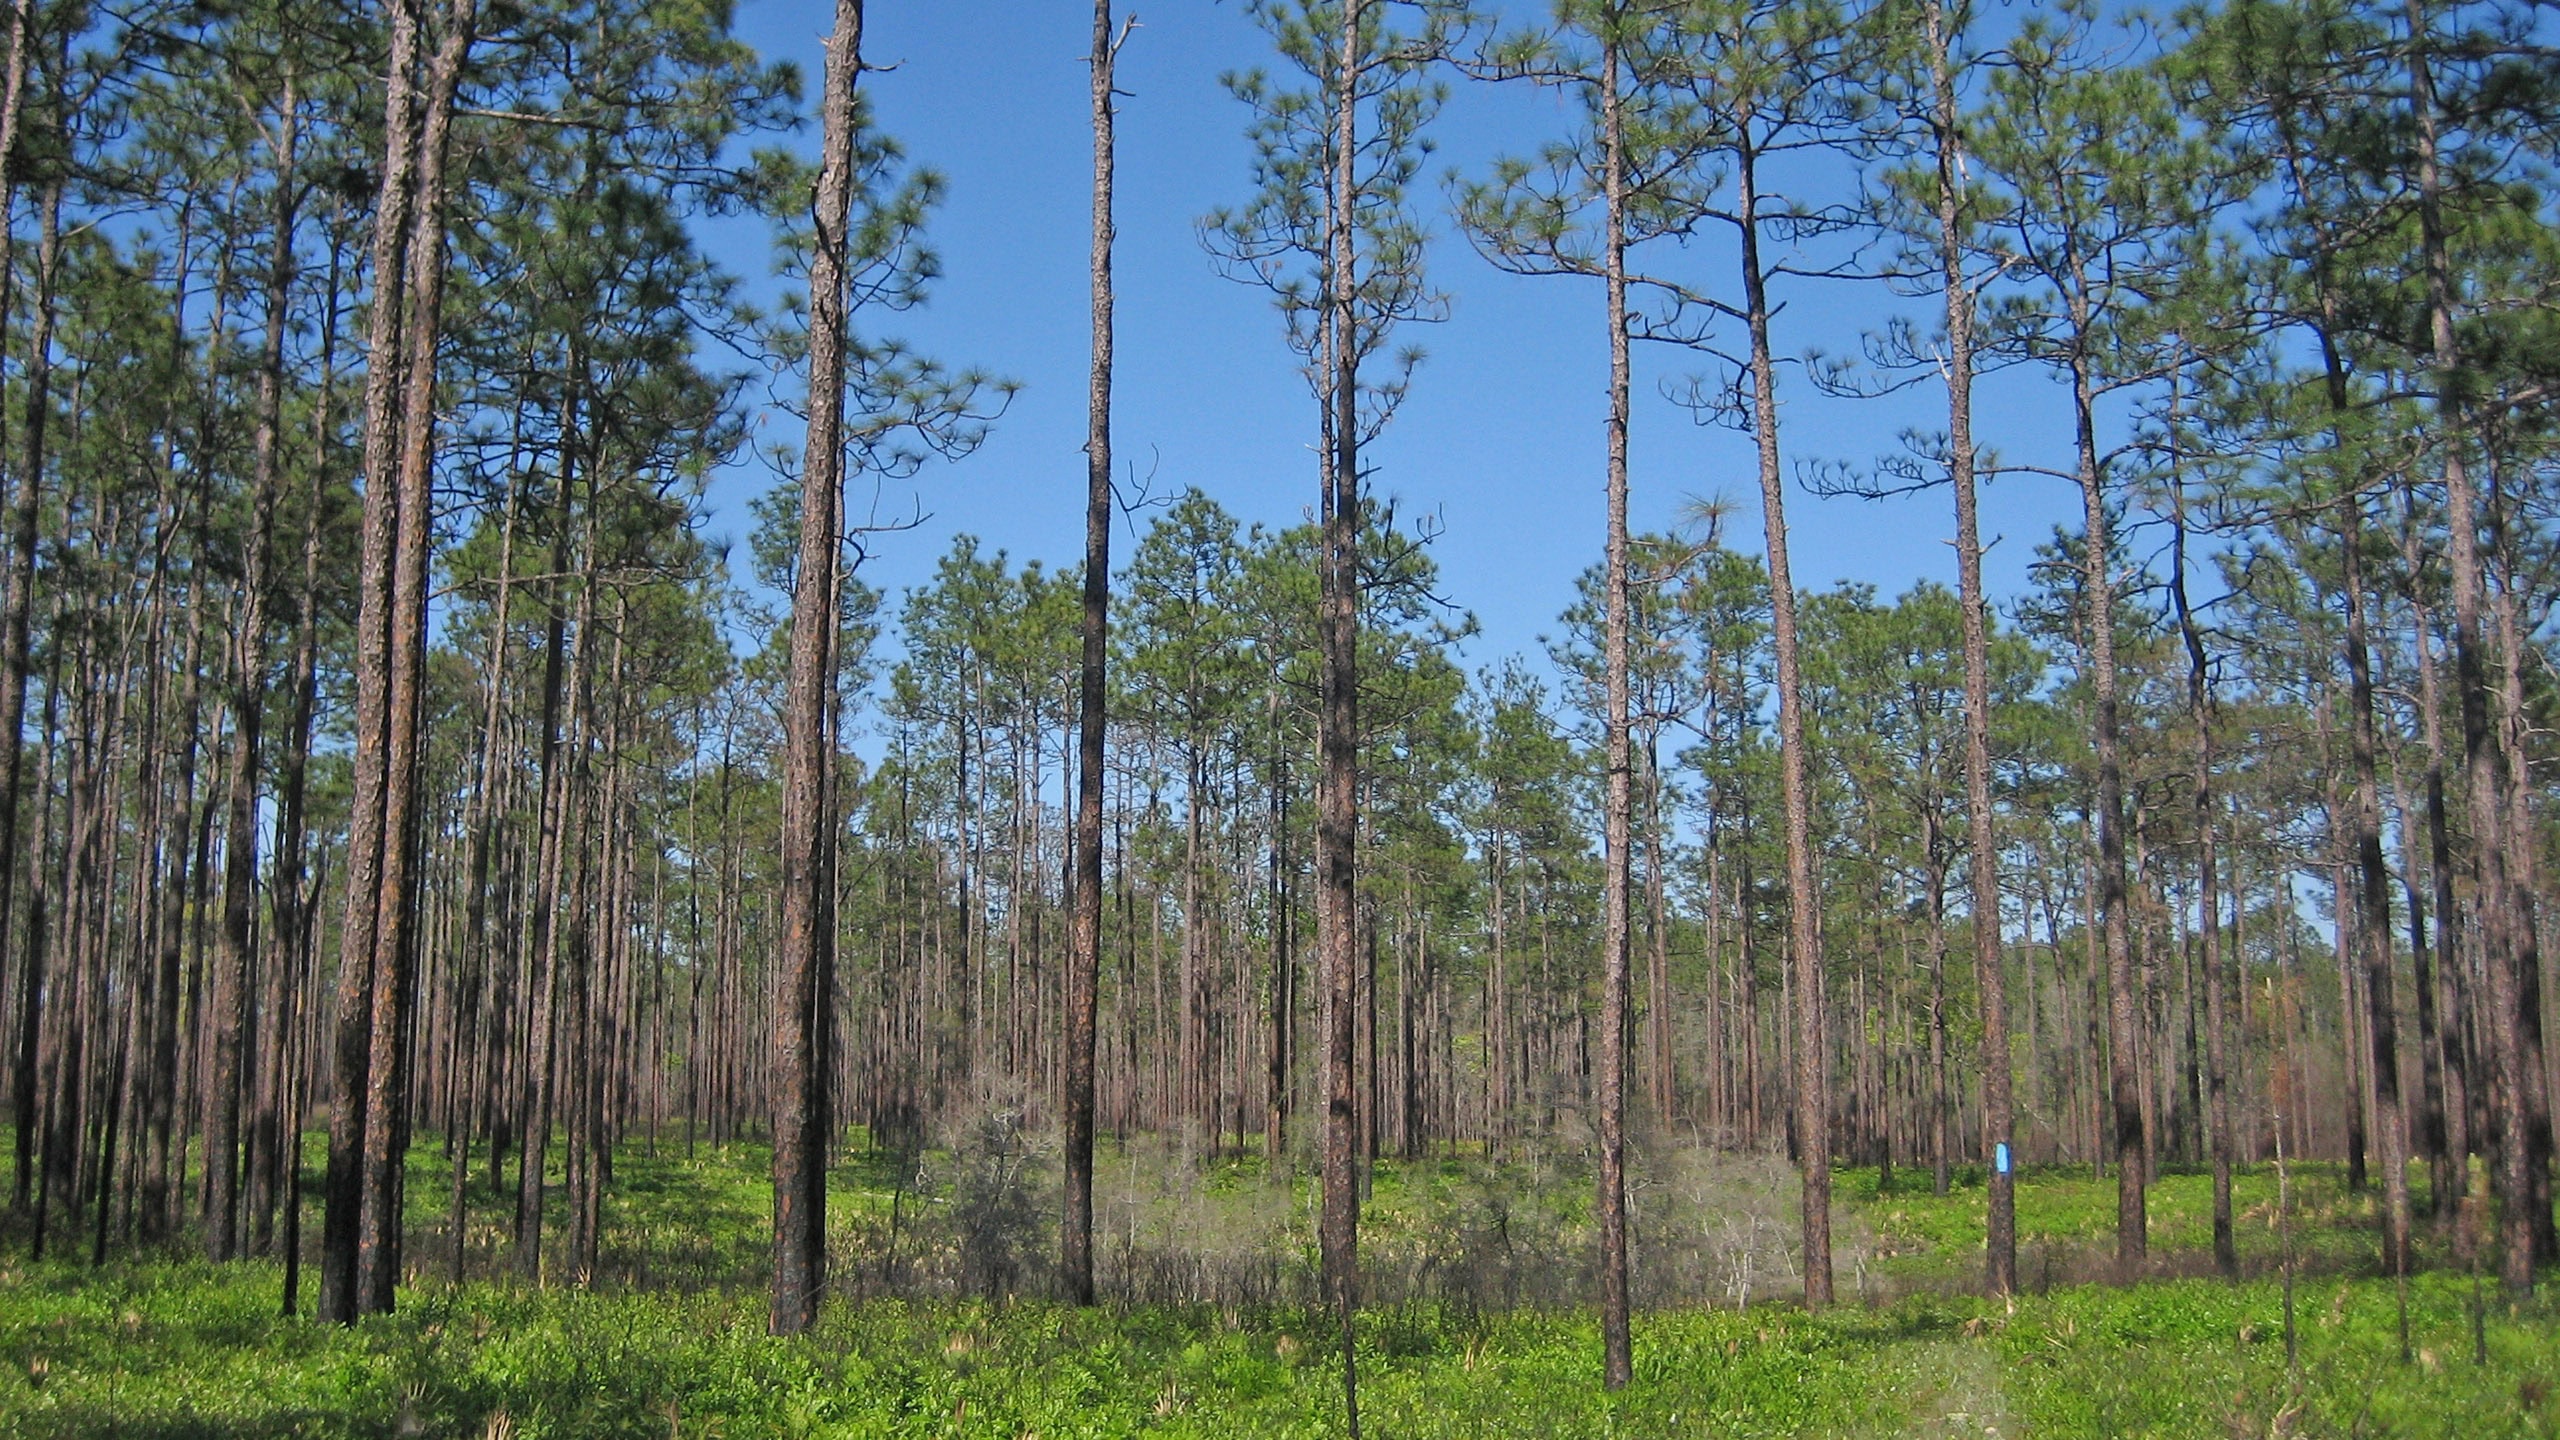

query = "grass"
[
  {"left": 1846, "top": 1159, "right": 2421, "bottom": 1288},
  {"left": 0, "top": 1137, "right": 2552, "bottom": 1438}
]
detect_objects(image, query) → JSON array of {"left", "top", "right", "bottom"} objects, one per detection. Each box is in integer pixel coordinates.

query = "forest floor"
[{"left": 0, "top": 1135, "right": 2553, "bottom": 1438}]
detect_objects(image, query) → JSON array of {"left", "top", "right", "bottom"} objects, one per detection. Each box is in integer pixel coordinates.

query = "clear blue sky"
[{"left": 701, "top": 0, "right": 2095, "bottom": 684}]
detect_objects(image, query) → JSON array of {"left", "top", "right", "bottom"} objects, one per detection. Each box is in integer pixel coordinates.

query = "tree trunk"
[
  {"left": 1319, "top": 6, "right": 1367, "bottom": 1432},
  {"left": 771, "top": 0, "right": 865, "bottom": 1336},
  {"left": 2339, "top": 485, "right": 2410, "bottom": 1274},
  {"left": 2486, "top": 466, "right": 2556, "bottom": 1266},
  {"left": 2170, "top": 458, "right": 2234, "bottom": 1278},
  {"left": 1929, "top": 0, "right": 2014, "bottom": 1292},
  {"left": 207, "top": 93, "right": 302, "bottom": 1263},
  {"left": 1737, "top": 131, "right": 1832, "bottom": 1310},
  {"left": 321, "top": 0, "right": 471, "bottom": 1323},
  {"left": 1926, "top": 836, "right": 1951, "bottom": 1198},
  {"left": 2063, "top": 273, "right": 2143, "bottom": 1268},
  {"left": 1646, "top": 738, "right": 1672, "bottom": 1125},
  {"left": 2405, "top": 0, "right": 2529, "bottom": 1297},
  {"left": 448, "top": 462, "right": 519, "bottom": 1281},
  {"left": 0, "top": 0, "right": 42, "bottom": 1221},
  {"left": 2398, "top": 528, "right": 2469, "bottom": 1217},
  {"left": 269, "top": 229, "right": 342, "bottom": 1292},
  {"left": 1595, "top": 35, "right": 1634, "bottom": 1389},
  {"left": 1060, "top": 0, "right": 1121, "bottom": 1309}
]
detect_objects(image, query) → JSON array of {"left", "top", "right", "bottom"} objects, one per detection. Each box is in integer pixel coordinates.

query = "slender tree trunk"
[
  {"left": 2061, "top": 276, "right": 2143, "bottom": 1268},
  {"left": 566, "top": 619, "right": 620, "bottom": 1282},
  {"left": 269, "top": 229, "right": 341, "bottom": 1290},
  {"left": 1488, "top": 839, "right": 1507, "bottom": 1147},
  {"left": 2389, "top": 757, "right": 2453, "bottom": 1220},
  {"left": 207, "top": 94, "right": 302, "bottom": 1264},
  {"left": 352, "top": 0, "right": 473, "bottom": 1315},
  {"left": 2400, "top": 534, "right": 2469, "bottom": 1215},
  {"left": 771, "top": 0, "right": 865, "bottom": 1337},
  {"left": 1268, "top": 711, "right": 1292, "bottom": 1168},
  {"left": 1596, "top": 33, "right": 1634, "bottom": 1391},
  {"left": 1926, "top": 838, "right": 1951, "bottom": 1198},
  {"left": 2170, "top": 463, "right": 2234, "bottom": 1278},
  {"left": 448, "top": 465, "right": 518, "bottom": 1282},
  {"left": 0, "top": 0, "right": 42, "bottom": 1220},
  {"left": 1646, "top": 739, "right": 1672, "bottom": 1124},
  {"left": 2340, "top": 486, "right": 2411, "bottom": 1274},
  {"left": 1063, "top": 0, "right": 1119, "bottom": 1295},
  {"left": 513, "top": 384, "right": 585, "bottom": 1279},
  {"left": 1184, "top": 756, "right": 1206, "bottom": 1136},
  {"left": 317, "top": 100, "right": 412, "bottom": 1314},
  {"left": 1736, "top": 132, "right": 1832, "bottom": 1309},
  {"left": 2485, "top": 466, "right": 2555, "bottom": 1266},
  {"left": 1318, "top": 5, "right": 1367, "bottom": 1431},
  {"left": 2405, "top": 0, "right": 2528, "bottom": 1294},
  {"left": 1928, "top": 0, "right": 2014, "bottom": 1295},
  {"left": 124, "top": 575, "right": 177, "bottom": 1248},
  {"left": 321, "top": 0, "right": 424, "bottom": 1322}
]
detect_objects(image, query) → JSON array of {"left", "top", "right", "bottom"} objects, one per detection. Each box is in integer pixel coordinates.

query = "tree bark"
[
  {"left": 1319, "top": 6, "right": 1367, "bottom": 1432},
  {"left": 1062, "top": 0, "right": 1123, "bottom": 1308},
  {"left": 1596, "top": 31, "right": 1634, "bottom": 1390},
  {"left": 1736, "top": 131, "right": 1832, "bottom": 1310},
  {"left": 1926, "top": 0, "right": 2014, "bottom": 1296},
  {"left": 2405, "top": 0, "right": 2529, "bottom": 1296},
  {"left": 2063, "top": 276, "right": 2143, "bottom": 1269},
  {"left": 771, "top": 0, "right": 865, "bottom": 1337},
  {"left": 321, "top": 0, "right": 472, "bottom": 1322},
  {"left": 318, "top": 0, "right": 423, "bottom": 1323},
  {"left": 2486, "top": 464, "right": 2555, "bottom": 1267},
  {"left": 207, "top": 90, "right": 301, "bottom": 1264},
  {"left": 2169, "top": 455, "right": 2234, "bottom": 1278},
  {"left": 355, "top": 0, "right": 474, "bottom": 1314},
  {"left": 0, "top": 0, "right": 41, "bottom": 1222},
  {"left": 2398, "top": 518, "right": 2468, "bottom": 1218},
  {"left": 2340, "top": 487, "right": 2410, "bottom": 1274}
]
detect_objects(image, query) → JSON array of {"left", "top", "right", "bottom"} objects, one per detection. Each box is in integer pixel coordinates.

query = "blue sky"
[{"left": 700, "top": 0, "right": 2097, "bottom": 686}]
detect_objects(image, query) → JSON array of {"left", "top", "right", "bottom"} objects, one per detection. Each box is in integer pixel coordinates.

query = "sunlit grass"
[{"left": 0, "top": 1135, "right": 2550, "bottom": 1437}]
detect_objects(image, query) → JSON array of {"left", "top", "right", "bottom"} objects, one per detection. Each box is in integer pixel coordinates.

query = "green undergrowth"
[
  {"left": 1845, "top": 1160, "right": 2418, "bottom": 1286},
  {"left": 1, "top": 1139, "right": 2553, "bottom": 1437},
  {"left": 2, "top": 1256, "right": 2553, "bottom": 1438}
]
